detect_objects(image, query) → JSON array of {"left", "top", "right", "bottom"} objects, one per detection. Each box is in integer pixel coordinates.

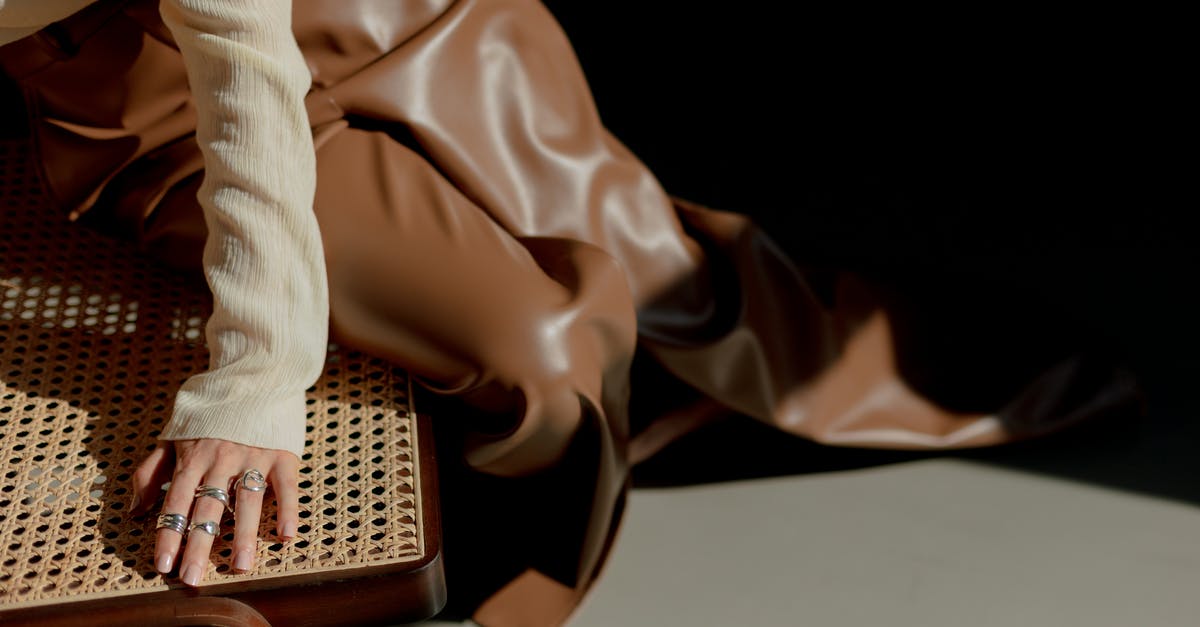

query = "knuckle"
[
  {"left": 163, "top": 487, "right": 191, "bottom": 507},
  {"left": 183, "top": 539, "right": 209, "bottom": 557},
  {"left": 275, "top": 466, "right": 299, "bottom": 484},
  {"left": 236, "top": 496, "right": 264, "bottom": 514},
  {"left": 173, "top": 457, "right": 206, "bottom": 479},
  {"left": 234, "top": 539, "right": 257, "bottom": 553},
  {"left": 274, "top": 458, "right": 300, "bottom": 479},
  {"left": 132, "top": 464, "right": 155, "bottom": 485}
]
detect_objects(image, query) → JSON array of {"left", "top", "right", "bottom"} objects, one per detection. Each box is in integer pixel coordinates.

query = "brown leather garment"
[{"left": 1, "top": 1, "right": 1138, "bottom": 624}]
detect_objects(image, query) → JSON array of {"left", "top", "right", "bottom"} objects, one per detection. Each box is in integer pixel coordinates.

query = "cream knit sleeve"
[{"left": 157, "top": 0, "right": 328, "bottom": 458}]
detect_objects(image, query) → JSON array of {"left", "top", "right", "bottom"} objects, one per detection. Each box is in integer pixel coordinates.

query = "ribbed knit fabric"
[
  {"left": 157, "top": 0, "right": 326, "bottom": 457},
  {"left": 1, "top": 1, "right": 329, "bottom": 457}
]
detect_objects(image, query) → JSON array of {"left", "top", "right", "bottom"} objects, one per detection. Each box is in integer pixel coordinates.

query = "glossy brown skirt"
[{"left": 1, "top": 1, "right": 1135, "bottom": 624}]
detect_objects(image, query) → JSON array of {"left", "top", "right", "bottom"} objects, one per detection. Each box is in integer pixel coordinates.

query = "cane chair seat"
[{"left": 0, "top": 139, "right": 444, "bottom": 625}]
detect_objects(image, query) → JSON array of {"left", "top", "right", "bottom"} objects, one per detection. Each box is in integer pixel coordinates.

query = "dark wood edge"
[
  {"left": 0, "top": 596, "right": 273, "bottom": 627},
  {"left": 1, "top": 413, "right": 446, "bottom": 626}
]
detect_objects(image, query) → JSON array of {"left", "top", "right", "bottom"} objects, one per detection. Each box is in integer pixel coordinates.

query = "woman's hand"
[{"left": 129, "top": 439, "right": 300, "bottom": 586}]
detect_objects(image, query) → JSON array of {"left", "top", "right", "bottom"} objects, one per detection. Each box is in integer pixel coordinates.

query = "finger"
[
  {"left": 131, "top": 446, "right": 174, "bottom": 517},
  {"left": 155, "top": 444, "right": 203, "bottom": 574},
  {"left": 231, "top": 464, "right": 266, "bottom": 572},
  {"left": 272, "top": 455, "right": 301, "bottom": 541},
  {"left": 179, "top": 468, "right": 236, "bottom": 587}
]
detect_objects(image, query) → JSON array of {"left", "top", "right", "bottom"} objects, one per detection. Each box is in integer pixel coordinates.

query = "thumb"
[{"left": 130, "top": 445, "right": 175, "bottom": 517}]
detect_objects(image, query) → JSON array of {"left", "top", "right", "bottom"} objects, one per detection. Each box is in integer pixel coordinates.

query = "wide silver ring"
[
  {"left": 194, "top": 485, "right": 233, "bottom": 512},
  {"left": 156, "top": 513, "right": 188, "bottom": 535},
  {"left": 233, "top": 469, "right": 267, "bottom": 493},
  {"left": 188, "top": 520, "right": 220, "bottom": 536}
]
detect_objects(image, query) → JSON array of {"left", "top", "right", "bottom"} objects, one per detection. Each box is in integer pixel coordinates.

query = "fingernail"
[
  {"left": 234, "top": 549, "right": 253, "bottom": 572},
  {"left": 156, "top": 553, "right": 173, "bottom": 574},
  {"left": 280, "top": 522, "right": 297, "bottom": 540},
  {"left": 129, "top": 494, "right": 140, "bottom": 512},
  {"left": 181, "top": 564, "right": 201, "bottom": 587}
]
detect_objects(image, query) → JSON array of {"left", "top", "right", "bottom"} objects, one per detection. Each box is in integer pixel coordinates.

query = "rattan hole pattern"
[{"left": 0, "top": 140, "right": 422, "bottom": 608}]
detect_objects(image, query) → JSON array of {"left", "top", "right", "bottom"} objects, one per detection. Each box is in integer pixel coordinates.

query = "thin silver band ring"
[{"left": 188, "top": 520, "right": 220, "bottom": 536}]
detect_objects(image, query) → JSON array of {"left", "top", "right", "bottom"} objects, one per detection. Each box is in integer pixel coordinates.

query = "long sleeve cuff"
[{"left": 163, "top": 380, "right": 308, "bottom": 457}]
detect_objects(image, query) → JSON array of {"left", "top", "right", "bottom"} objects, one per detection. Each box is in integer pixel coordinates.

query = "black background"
[
  {"left": 540, "top": 3, "right": 1198, "bottom": 492},
  {"left": 541, "top": 3, "right": 1192, "bottom": 397}
]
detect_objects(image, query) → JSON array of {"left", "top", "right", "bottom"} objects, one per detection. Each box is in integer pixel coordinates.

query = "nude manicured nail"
[
  {"left": 281, "top": 522, "right": 297, "bottom": 540},
  {"left": 181, "top": 564, "right": 201, "bottom": 587},
  {"left": 156, "top": 553, "right": 173, "bottom": 574},
  {"left": 129, "top": 494, "right": 140, "bottom": 512},
  {"left": 234, "top": 549, "right": 253, "bottom": 572}
]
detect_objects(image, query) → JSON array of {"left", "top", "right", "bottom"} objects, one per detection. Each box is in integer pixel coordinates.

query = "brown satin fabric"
[{"left": 1, "top": 1, "right": 1137, "bottom": 624}]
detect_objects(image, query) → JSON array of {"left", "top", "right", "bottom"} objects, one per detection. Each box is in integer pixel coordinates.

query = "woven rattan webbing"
[{"left": 0, "top": 140, "right": 426, "bottom": 610}]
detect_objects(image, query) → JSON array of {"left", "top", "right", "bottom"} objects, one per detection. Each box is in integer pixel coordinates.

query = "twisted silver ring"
[
  {"left": 156, "top": 513, "right": 188, "bottom": 535},
  {"left": 188, "top": 520, "right": 220, "bottom": 536},
  {"left": 194, "top": 485, "right": 233, "bottom": 512},
  {"left": 234, "top": 468, "right": 267, "bottom": 493}
]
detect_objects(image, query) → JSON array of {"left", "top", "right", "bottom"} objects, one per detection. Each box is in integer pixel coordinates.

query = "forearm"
[{"left": 158, "top": 0, "right": 327, "bottom": 456}]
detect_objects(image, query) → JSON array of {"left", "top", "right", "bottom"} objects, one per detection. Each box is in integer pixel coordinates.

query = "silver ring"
[
  {"left": 194, "top": 485, "right": 233, "bottom": 512},
  {"left": 233, "top": 469, "right": 267, "bottom": 493},
  {"left": 156, "top": 513, "right": 188, "bottom": 535},
  {"left": 188, "top": 520, "right": 220, "bottom": 536}
]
